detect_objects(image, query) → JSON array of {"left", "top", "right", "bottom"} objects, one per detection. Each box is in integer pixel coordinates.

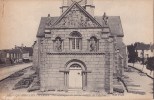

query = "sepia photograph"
[{"left": 0, "top": 0, "right": 153, "bottom": 99}]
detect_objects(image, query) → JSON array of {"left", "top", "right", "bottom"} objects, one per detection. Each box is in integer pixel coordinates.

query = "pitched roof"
[
  {"left": 136, "top": 45, "right": 150, "bottom": 50},
  {"left": 0, "top": 49, "right": 10, "bottom": 53},
  {"left": 9, "top": 49, "right": 22, "bottom": 54},
  {"left": 37, "top": 17, "right": 58, "bottom": 37},
  {"left": 95, "top": 16, "right": 124, "bottom": 37},
  {"left": 22, "top": 47, "right": 33, "bottom": 56},
  {"left": 135, "top": 43, "right": 152, "bottom": 50}
]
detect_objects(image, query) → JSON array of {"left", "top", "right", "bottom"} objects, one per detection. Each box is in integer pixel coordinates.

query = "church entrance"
[
  {"left": 69, "top": 64, "right": 82, "bottom": 89},
  {"left": 63, "top": 59, "right": 89, "bottom": 91}
]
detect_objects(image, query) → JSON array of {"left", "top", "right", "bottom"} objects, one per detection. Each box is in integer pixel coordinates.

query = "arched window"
[
  {"left": 54, "top": 37, "right": 63, "bottom": 52},
  {"left": 89, "top": 36, "right": 99, "bottom": 52},
  {"left": 69, "top": 31, "right": 82, "bottom": 50}
]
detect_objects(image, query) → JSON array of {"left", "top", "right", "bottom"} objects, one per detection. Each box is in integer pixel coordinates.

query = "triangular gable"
[{"left": 51, "top": 2, "right": 102, "bottom": 28}]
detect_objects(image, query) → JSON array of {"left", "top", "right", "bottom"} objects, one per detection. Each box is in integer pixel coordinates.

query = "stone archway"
[{"left": 64, "top": 59, "right": 87, "bottom": 90}]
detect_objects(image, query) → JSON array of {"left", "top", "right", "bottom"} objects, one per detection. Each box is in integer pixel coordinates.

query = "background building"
[
  {"left": 0, "top": 44, "right": 33, "bottom": 66},
  {"left": 135, "top": 42, "right": 154, "bottom": 58}
]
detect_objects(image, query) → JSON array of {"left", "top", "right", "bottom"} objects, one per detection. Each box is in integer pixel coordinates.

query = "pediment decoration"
[{"left": 51, "top": 2, "right": 102, "bottom": 28}]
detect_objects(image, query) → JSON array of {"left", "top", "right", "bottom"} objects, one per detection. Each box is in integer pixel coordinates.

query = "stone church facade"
[{"left": 33, "top": 0, "right": 127, "bottom": 93}]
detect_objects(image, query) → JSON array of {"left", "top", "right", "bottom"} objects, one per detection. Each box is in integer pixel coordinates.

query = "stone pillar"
[
  {"left": 82, "top": 72, "right": 87, "bottom": 90},
  {"left": 109, "top": 38, "right": 114, "bottom": 93},
  {"left": 63, "top": 72, "right": 69, "bottom": 91},
  {"left": 66, "top": 72, "right": 69, "bottom": 91},
  {"left": 104, "top": 39, "right": 110, "bottom": 93},
  {"left": 109, "top": 52, "right": 114, "bottom": 93},
  {"left": 104, "top": 38, "right": 113, "bottom": 94},
  {"left": 39, "top": 38, "right": 46, "bottom": 91},
  {"left": 64, "top": 72, "right": 66, "bottom": 86}
]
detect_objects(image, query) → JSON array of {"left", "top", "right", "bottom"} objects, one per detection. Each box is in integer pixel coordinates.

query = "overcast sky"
[{"left": 0, "top": 0, "right": 153, "bottom": 49}]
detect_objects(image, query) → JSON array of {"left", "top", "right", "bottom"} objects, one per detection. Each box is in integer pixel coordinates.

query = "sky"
[{"left": 0, "top": 0, "right": 153, "bottom": 49}]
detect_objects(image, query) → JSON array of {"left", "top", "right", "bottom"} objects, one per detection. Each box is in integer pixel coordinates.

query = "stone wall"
[
  {"left": 38, "top": 28, "right": 115, "bottom": 92},
  {"left": 44, "top": 29, "right": 105, "bottom": 53},
  {"left": 39, "top": 53, "right": 106, "bottom": 91}
]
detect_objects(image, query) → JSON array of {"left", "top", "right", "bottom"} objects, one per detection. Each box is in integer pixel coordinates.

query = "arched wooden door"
[{"left": 68, "top": 64, "right": 82, "bottom": 89}]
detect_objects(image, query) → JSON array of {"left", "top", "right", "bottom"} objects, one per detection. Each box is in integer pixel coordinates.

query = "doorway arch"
[{"left": 64, "top": 59, "right": 87, "bottom": 90}]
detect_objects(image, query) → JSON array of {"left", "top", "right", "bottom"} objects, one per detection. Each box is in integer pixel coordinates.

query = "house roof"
[
  {"left": 0, "top": 47, "right": 33, "bottom": 56},
  {"left": 0, "top": 49, "right": 21, "bottom": 54},
  {"left": 135, "top": 43, "right": 154, "bottom": 51},
  {"left": 9, "top": 49, "right": 22, "bottom": 54},
  {"left": 95, "top": 16, "right": 124, "bottom": 37},
  {"left": 37, "top": 17, "right": 58, "bottom": 37},
  {"left": 22, "top": 47, "right": 33, "bottom": 56},
  {"left": 0, "top": 49, "right": 10, "bottom": 53},
  {"left": 135, "top": 43, "right": 150, "bottom": 50}
]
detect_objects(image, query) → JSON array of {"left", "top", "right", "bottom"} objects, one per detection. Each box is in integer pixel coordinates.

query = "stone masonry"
[{"left": 33, "top": 0, "right": 126, "bottom": 93}]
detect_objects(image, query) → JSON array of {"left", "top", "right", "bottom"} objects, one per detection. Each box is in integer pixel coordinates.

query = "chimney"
[
  {"left": 48, "top": 14, "right": 50, "bottom": 17},
  {"left": 21, "top": 44, "right": 24, "bottom": 49},
  {"left": 15, "top": 45, "right": 16, "bottom": 48}
]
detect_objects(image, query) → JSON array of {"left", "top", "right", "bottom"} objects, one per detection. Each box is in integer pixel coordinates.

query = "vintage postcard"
[{"left": 0, "top": 0, "right": 153, "bottom": 100}]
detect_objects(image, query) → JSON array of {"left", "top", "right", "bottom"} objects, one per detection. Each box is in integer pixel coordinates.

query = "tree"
[
  {"left": 127, "top": 44, "right": 138, "bottom": 66},
  {"left": 146, "top": 57, "right": 154, "bottom": 75}
]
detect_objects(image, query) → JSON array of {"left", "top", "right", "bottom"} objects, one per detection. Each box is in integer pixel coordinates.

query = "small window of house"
[{"left": 7, "top": 53, "right": 9, "bottom": 58}]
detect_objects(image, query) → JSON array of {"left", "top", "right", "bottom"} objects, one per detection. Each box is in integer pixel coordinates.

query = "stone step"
[
  {"left": 122, "top": 75, "right": 146, "bottom": 95},
  {"left": 113, "top": 81, "right": 125, "bottom": 93},
  {"left": 127, "top": 85, "right": 145, "bottom": 95},
  {"left": 68, "top": 88, "right": 83, "bottom": 92},
  {"left": 126, "top": 84, "right": 140, "bottom": 87},
  {"left": 128, "top": 88, "right": 145, "bottom": 95}
]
